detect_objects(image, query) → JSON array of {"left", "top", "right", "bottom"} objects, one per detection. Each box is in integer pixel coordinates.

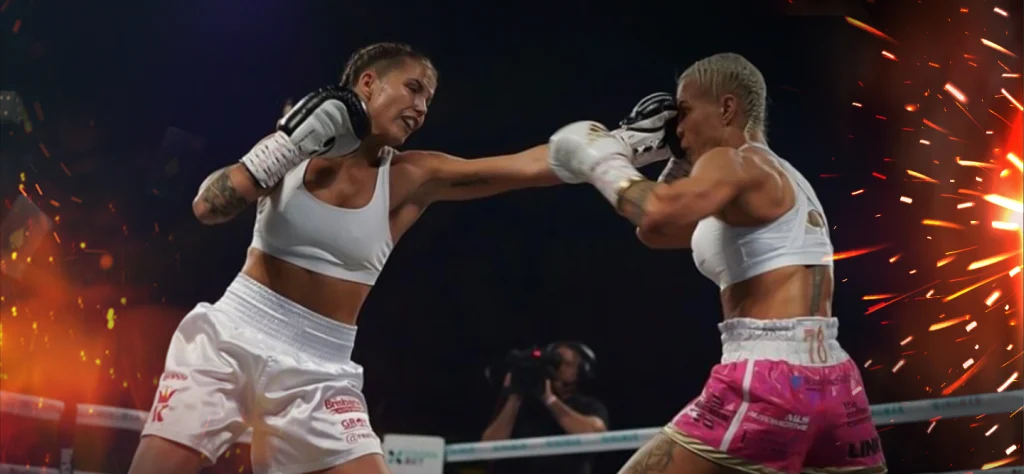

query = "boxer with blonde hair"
[{"left": 549, "top": 52, "right": 886, "bottom": 474}]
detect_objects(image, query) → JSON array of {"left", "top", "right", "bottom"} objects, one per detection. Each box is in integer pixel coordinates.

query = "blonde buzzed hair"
[{"left": 679, "top": 53, "right": 768, "bottom": 135}]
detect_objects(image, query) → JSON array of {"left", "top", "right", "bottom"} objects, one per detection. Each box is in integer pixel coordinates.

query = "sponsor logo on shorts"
[
  {"left": 325, "top": 396, "right": 364, "bottom": 415},
  {"left": 748, "top": 411, "right": 809, "bottom": 431},
  {"left": 341, "top": 414, "right": 371, "bottom": 432},
  {"left": 685, "top": 394, "right": 733, "bottom": 430},
  {"left": 160, "top": 371, "right": 188, "bottom": 382},
  {"left": 848, "top": 436, "right": 882, "bottom": 459},
  {"left": 843, "top": 401, "right": 872, "bottom": 427},
  {"left": 150, "top": 388, "right": 178, "bottom": 423},
  {"left": 345, "top": 431, "right": 378, "bottom": 445}
]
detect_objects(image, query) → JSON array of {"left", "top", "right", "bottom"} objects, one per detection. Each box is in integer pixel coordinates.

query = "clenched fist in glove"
[
  {"left": 549, "top": 121, "right": 645, "bottom": 207},
  {"left": 610, "top": 92, "right": 685, "bottom": 168},
  {"left": 241, "top": 86, "right": 371, "bottom": 189}
]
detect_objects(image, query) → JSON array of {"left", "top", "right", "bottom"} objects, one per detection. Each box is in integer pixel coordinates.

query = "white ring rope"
[{"left": 1, "top": 389, "right": 1020, "bottom": 472}]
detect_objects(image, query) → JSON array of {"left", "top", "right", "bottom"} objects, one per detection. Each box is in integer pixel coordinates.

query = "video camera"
[{"left": 499, "top": 347, "right": 560, "bottom": 398}]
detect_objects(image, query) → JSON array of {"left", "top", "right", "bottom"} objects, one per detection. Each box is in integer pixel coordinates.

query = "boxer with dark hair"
[
  {"left": 130, "top": 42, "right": 669, "bottom": 474},
  {"left": 549, "top": 52, "right": 886, "bottom": 474}
]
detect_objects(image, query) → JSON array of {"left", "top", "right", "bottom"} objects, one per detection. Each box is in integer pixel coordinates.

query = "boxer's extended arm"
[
  {"left": 546, "top": 398, "right": 607, "bottom": 434},
  {"left": 413, "top": 145, "right": 563, "bottom": 203},
  {"left": 619, "top": 147, "right": 757, "bottom": 240},
  {"left": 192, "top": 163, "right": 272, "bottom": 225},
  {"left": 481, "top": 394, "right": 523, "bottom": 441}
]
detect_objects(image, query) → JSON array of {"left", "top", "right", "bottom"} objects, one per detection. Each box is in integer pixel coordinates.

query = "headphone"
[{"left": 545, "top": 341, "right": 597, "bottom": 381}]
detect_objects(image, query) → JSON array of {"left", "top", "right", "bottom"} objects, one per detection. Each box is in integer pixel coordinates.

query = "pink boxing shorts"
[{"left": 664, "top": 317, "right": 887, "bottom": 474}]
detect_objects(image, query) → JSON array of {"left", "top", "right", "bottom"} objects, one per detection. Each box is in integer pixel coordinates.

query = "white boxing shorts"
[{"left": 141, "top": 273, "right": 382, "bottom": 474}]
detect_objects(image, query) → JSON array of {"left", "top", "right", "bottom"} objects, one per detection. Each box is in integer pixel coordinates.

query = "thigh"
[
  {"left": 253, "top": 359, "right": 383, "bottom": 474},
  {"left": 128, "top": 435, "right": 206, "bottom": 474},
  {"left": 314, "top": 453, "right": 390, "bottom": 474},
  {"left": 803, "top": 361, "right": 887, "bottom": 473},
  {"left": 668, "top": 360, "right": 814, "bottom": 474},
  {"left": 140, "top": 304, "right": 250, "bottom": 463},
  {"left": 618, "top": 433, "right": 744, "bottom": 474}
]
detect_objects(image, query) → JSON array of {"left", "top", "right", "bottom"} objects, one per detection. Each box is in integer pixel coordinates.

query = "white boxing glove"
[
  {"left": 241, "top": 86, "right": 370, "bottom": 189},
  {"left": 549, "top": 121, "right": 644, "bottom": 206},
  {"left": 610, "top": 92, "right": 681, "bottom": 168}
]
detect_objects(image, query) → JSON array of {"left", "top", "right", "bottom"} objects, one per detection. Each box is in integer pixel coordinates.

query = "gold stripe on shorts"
[
  {"left": 803, "top": 465, "right": 888, "bottom": 474},
  {"left": 661, "top": 425, "right": 787, "bottom": 474}
]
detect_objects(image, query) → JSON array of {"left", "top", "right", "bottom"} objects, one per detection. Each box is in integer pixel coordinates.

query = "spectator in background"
[{"left": 482, "top": 341, "right": 609, "bottom": 474}]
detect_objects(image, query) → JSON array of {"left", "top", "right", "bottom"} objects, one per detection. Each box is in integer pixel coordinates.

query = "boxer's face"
[
  {"left": 357, "top": 58, "right": 436, "bottom": 146},
  {"left": 675, "top": 79, "right": 733, "bottom": 163},
  {"left": 552, "top": 345, "right": 580, "bottom": 396}
]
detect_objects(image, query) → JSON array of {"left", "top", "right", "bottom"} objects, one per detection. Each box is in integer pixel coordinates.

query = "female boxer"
[
  {"left": 130, "top": 42, "right": 668, "bottom": 474},
  {"left": 549, "top": 52, "right": 887, "bottom": 474}
]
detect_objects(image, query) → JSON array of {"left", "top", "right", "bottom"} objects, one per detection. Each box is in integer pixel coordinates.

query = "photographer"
[{"left": 481, "top": 341, "right": 609, "bottom": 474}]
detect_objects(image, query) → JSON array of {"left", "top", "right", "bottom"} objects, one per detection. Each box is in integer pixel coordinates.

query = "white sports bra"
[
  {"left": 250, "top": 147, "right": 396, "bottom": 286},
  {"left": 690, "top": 143, "right": 834, "bottom": 290}
]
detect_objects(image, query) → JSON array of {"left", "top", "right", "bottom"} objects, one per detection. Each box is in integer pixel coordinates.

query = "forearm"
[
  {"left": 192, "top": 163, "right": 266, "bottom": 225},
  {"left": 482, "top": 395, "right": 522, "bottom": 441},
  {"left": 546, "top": 398, "right": 606, "bottom": 434}
]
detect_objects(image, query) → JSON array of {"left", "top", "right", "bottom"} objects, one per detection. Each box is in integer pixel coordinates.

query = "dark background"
[{"left": 1, "top": 0, "right": 1022, "bottom": 473}]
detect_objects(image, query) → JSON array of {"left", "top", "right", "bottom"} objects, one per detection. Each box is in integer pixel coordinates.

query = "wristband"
[{"left": 240, "top": 131, "right": 307, "bottom": 189}]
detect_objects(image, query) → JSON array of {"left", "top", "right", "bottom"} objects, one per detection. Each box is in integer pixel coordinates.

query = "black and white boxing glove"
[
  {"left": 611, "top": 92, "right": 686, "bottom": 168},
  {"left": 240, "top": 86, "right": 370, "bottom": 189}
]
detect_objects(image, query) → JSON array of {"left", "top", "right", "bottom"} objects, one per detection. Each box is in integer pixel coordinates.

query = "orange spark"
[
  {"left": 906, "top": 169, "right": 938, "bottom": 182},
  {"left": 986, "top": 290, "right": 1002, "bottom": 306},
  {"left": 867, "top": 280, "right": 939, "bottom": 315},
  {"left": 844, "top": 17, "right": 897, "bottom": 43},
  {"left": 929, "top": 314, "right": 971, "bottom": 331},
  {"left": 993, "top": 221, "right": 1020, "bottom": 231},
  {"left": 900, "top": 196, "right": 913, "bottom": 204},
  {"left": 941, "top": 352, "right": 987, "bottom": 395},
  {"left": 922, "top": 118, "right": 948, "bottom": 133},
  {"left": 943, "top": 82, "right": 967, "bottom": 103},
  {"left": 1008, "top": 152, "right": 1023, "bottom": 171},
  {"left": 984, "top": 194, "right": 1023, "bottom": 213},
  {"left": 832, "top": 243, "right": 891, "bottom": 261},
  {"left": 968, "top": 250, "right": 1022, "bottom": 271},
  {"left": 994, "top": 7, "right": 1008, "bottom": 16},
  {"left": 851, "top": 189, "right": 865, "bottom": 195},
  {"left": 944, "top": 273, "right": 1005, "bottom": 302},
  {"left": 982, "top": 455, "right": 1020, "bottom": 470},
  {"left": 922, "top": 219, "right": 964, "bottom": 229},
  {"left": 881, "top": 50, "right": 897, "bottom": 60},
  {"left": 904, "top": 104, "right": 918, "bottom": 112},
  {"left": 982, "top": 38, "right": 1019, "bottom": 58},
  {"left": 957, "top": 202, "right": 975, "bottom": 209},
  {"left": 936, "top": 256, "right": 956, "bottom": 267},
  {"left": 862, "top": 293, "right": 899, "bottom": 300},
  {"left": 1003, "top": 88, "right": 1024, "bottom": 111}
]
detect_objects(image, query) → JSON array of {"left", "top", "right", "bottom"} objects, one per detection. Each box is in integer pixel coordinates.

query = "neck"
[
  {"left": 343, "top": 138, "right": 387, "bottom": 166},
  {"left": 723, "top": 127, "right": 766, "bottom": 150}
]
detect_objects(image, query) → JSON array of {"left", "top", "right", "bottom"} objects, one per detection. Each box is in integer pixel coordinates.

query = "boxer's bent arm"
[
  {"left": 413, "top": 145, "right": 562, "bottom": 203},
  {"left": 617, "top": 147, "right": 755, "bottom": 241},
  {"left": 192, "top": 163, "right": 272, "bottom": 225},
  {"left": 635, "top": 222, "right": 697, "bottom": 249}
]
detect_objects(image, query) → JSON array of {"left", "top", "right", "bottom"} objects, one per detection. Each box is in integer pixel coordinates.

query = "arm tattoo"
[
  {"left": 622, "top": 434, "right": 677, "bottom": 474},
  {"left": 809, "top": 265, "right": 826, "bottom": 315},
  {"left": 199, "top": 169, "right": 250, "bottom": 220},
  {"left": 617, "top": 180, "right": 656, "bottom": 226}
]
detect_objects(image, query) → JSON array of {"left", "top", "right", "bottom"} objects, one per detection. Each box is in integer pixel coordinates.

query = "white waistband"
[
  {"left": 719, "top": 317, "right": 849, "bottom": 366},
  {"left": 213, "top": 273, "right": 358, "bottom": 362}
]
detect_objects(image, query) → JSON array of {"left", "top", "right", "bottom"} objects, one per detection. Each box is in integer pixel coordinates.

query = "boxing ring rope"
[{"left": 2, "top": 390, "right": 1022, "bottom": 474}]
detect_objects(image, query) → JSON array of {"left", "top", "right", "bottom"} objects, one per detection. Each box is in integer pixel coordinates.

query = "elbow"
[
  {"left": 192, "top": 198, "right": 221, "bottom": 226},
  {"left": 591, "top": 418, "right": 608, "bottom": 433}
]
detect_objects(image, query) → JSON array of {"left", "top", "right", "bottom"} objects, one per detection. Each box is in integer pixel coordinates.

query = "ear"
[
  {"left": 356, "top": 69, "right": 379, "bottom": 101},
  {"left": 719, "top": 94, "right": 738, "bottom": 126}
]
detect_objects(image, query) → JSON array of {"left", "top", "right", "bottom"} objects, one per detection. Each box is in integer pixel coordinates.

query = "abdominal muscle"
[
  {"left": 240, "top": 247, "right": 371, "bottom": 326},
  {"left": 720, "top": 264, "right": 834, "bottom": 320}
]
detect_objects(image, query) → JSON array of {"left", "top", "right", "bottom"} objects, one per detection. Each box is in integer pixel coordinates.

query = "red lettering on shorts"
[
  {"left": 325, "top": 396, "right": 364, "bottom": 415},
  {"left": 160, "top": 371, "right": 188, "bottom": 382},
  {"left": 341, "top": 415, "right": 371, "bottom": 432},
  {"left": 150, "top": 388, "right": 178, "bottom": 423}
]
